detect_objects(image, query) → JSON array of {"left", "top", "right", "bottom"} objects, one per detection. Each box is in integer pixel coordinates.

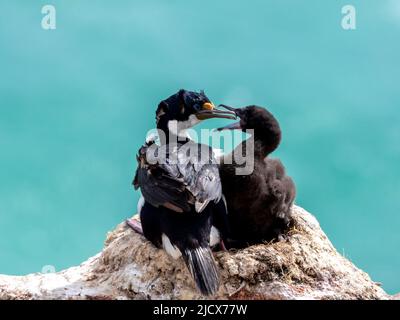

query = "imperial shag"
[
  {"left": 217, "top": 105, "right": 296, "bottom": 248},
  {"left": 128, "top": 90, "right": 236, "bottom": 295}
]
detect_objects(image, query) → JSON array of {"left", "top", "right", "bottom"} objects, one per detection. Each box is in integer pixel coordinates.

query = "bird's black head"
[
  {"left": 156, "top": 90, "right": 236, "bottom": 137},
  {"left": 217, "top": 105, "right": 282, "bottom": 153},
  {"left": 217, "top": 105, "right": 279, "bottom": 131}
]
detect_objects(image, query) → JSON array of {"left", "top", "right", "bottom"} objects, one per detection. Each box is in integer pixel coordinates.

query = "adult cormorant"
[{"left": 128, "top": 90, "right": 236, "bottom": 295}]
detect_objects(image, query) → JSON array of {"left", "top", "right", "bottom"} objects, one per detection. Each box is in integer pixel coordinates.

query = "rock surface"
[{"left": 0, "top": 206, "right": 390, "bottom": 300}]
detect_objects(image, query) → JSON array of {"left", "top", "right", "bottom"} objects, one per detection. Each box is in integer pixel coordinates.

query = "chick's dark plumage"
[{"left": 218, "top": 105, "right": 296, "bottom": 247}]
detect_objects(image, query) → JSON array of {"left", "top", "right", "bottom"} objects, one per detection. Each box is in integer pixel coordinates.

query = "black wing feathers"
[{"left": 134, "top": 141, "right": 221, "bottom": 213}]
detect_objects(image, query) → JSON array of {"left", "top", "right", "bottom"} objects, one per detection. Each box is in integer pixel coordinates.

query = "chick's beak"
[
  {"left": 215, "top": 104, "right": 242, "bottom": 131},
  {"left": 195, "top": 102, "right": 237, "bottom": 120}
]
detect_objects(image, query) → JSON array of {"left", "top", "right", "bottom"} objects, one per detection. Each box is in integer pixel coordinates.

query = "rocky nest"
[{"left": 0, "top": 206, "right": 390, "bottom": 300}]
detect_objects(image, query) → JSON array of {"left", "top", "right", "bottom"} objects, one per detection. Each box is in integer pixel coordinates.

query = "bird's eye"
[{"left": 192, "top": 103, "right": 201, "bottom": 111}]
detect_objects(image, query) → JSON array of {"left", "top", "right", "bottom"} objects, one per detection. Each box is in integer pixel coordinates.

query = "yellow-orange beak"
[
  {"left": 202, "top": 102, "right": 215, "bottom": 110},
  {"left": 195, "top": 102, "right": 237, "bottom": 120}
]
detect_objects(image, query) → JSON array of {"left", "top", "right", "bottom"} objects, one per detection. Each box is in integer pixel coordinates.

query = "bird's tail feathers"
[{"left": 182, "top": 246, "right": 219, "bottom": 295}]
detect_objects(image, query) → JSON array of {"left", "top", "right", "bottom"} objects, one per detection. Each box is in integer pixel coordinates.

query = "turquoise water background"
[{"left": 0, "top": 1, "right": 399, "bottom": 294}]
